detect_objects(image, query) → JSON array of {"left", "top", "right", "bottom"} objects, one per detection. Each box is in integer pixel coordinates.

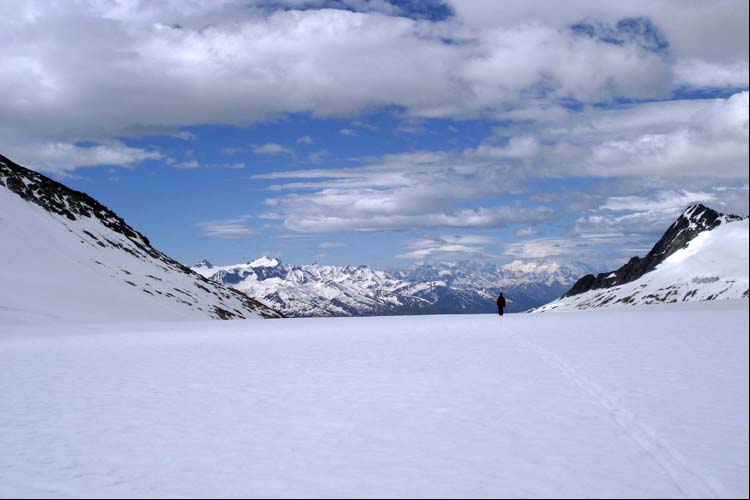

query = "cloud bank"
[{"left": 2, "top": 0, "right": 747, "bottom": 172}]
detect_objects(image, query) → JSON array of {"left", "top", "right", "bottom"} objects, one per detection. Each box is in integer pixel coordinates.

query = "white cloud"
[
  {"left": 168, "top": 159, "right": 246, "bottom": 169},
  {"left": 252, "top": 143, "right": 293, "bottom": 155},
  {"left": 4, "top": 1, "right": 747, "bottom": 171},
  {"left": 308, "top": 150, "right": 328, "bottom": 162},
  {"left": 501, "top": 233, "right": 637, "bottom": 268},
  {"left": 478, "top": 91, "right": 749, "bottom": 181},
  {"left": 171, "top": 131, "right": 197, "bottom": 141},
  {"left": 249, "top": 93, "right": 748, "bottom": 234},
  {"left": 276, "top": 206, "right": 552, "bottom": 233},
  {"left": 515, "top": 227, "right": 537, "bottom": 238},
  {"left": 575, "top": 209, "right": 685, "bottom": 237},
  {"left": 673, "top": 59, "right": 749, "bottom": 89},
  {"left": 601, "top": 190, "right": 717, "bottom": 211},
  {"left": 195, "top": 216, "right": 255, "bottom": 238},
  {"left": 296, "top": 135, "right": 314, "bottom": 144},
  {"left": 252, "top": 150, "right": 553, "bottom": 232},
  {"left": 5, "top": 141, "right": 161, "bottom": 174},
  {"left": 444, "top": 0, "right": 748, "bottom": 62},
  {"left": 318, "top": 241, "right": 349, "bottom": 249},
  {"left": 397, "top": 235, "right": 496, "bottom": 260},
  {"left": 339, "top": 129, "right": 357, "bottom": 136},
  {"left": 172, "top": 159, "right": 200, "bottom": 169},
  {"left": 465, "top": 136, "right": 540, "bottom": 159}
]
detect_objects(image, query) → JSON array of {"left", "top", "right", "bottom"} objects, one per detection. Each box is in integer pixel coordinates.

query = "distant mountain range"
[
  {"left": 0, "top": 154, "right": 282, "bottom": 323},
  {"left": 192, "top": 257, "right": 591, "bottom": 317},
  {"left": 194, "top": 203, "right": 749, "bottom": 317},
  {"left": 536, "top": 204, "right": 748, "bottom": 312}
]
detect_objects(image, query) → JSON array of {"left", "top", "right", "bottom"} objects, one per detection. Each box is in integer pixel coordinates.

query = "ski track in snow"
[
  {"left": 1, "top": 300, "right": 747, "bottom": 498},
  {"left": 502, "top": 323, "right": 723, "bottom": 499}
]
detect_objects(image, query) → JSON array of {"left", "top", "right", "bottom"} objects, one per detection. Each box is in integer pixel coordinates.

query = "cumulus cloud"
[
  {"left": 673, "top": 59, "right": 749, "bottom": 89},
  {"left": 3, "top": 1, "right": 746, "bottom": 170},
  {"left": 479, "top": 91, "right": 749, "bottom": 181},
  {"left": 444, "top": 0, "right": 748, "bottom": 63}
]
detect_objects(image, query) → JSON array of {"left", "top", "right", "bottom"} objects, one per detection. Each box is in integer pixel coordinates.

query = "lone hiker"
[{"left": 496, "top": 293, "right": 506, "bottom": 316}]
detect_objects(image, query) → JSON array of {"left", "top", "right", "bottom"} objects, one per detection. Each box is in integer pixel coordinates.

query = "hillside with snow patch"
[
  {"left": 537, "top": 217, "right": 748, "bottom": 312},
  {"left": 0, "top": 154, "right": 281, "bottom": 323}
]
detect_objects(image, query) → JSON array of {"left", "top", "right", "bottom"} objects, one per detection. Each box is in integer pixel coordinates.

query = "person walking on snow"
[{"left": 496, "top": 293, "right": 506, "bottom": 316}]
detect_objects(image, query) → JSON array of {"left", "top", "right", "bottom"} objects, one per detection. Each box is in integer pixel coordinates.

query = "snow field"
[{"left": 1, "top": 300, "right": 748, "bottom": 498}]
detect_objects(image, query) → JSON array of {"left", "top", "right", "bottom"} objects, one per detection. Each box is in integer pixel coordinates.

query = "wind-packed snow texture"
[
  {"left": 1, "top": 300, "right": 747, "bottom": 498},
  {"left": 0, "top": 156, "right": 281, "bottom": 323},
  {"left": 536, "top": 219, "right": 749, "bottom": 312}
]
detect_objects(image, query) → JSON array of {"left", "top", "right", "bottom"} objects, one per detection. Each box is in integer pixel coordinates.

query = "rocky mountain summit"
[
  {"left": 536, "top": 205, "right": 748, "bottom": 312},
  {"left": 565, "top": 204, "right": 745, "bottom": 297}
]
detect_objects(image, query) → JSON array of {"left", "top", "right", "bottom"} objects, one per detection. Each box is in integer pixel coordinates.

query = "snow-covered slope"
[
  {"left": 565, "top": 204, "right": 745, "bottom": 298},
  {"left": 0, "top": 154, "right": 281, "bottom": 323},
  {"left": 193, "top": 258, "right": 589, "bottom": 317},
  {"left": 537, "top": 218, "right": 749, "bottom": 312},
  {"left": 1, "top": 300, "right": 747, "bottom": 497}
]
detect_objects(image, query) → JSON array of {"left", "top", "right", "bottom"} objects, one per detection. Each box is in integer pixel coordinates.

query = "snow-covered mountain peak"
[
  {"left": 671, "top": 203, "right": 744, "bottom": 236},
  {"left": 564, "top": 204, "right": 745, "bottom": 299},
  {"left": 194, "top": 259, "right": 214, "bottom": 269},
  {"left": 538, "top": 204, "right": 749, "bottom": 312}
]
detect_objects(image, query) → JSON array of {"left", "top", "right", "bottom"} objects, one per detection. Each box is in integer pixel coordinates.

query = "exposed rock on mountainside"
[
  {"left": 0, "top": 154, "right": 282, "bottom": 323},
  {"left": 536, "top": 206, "right": 748, "bottom": 312},
  {"left": 565, "top": 204, "right": 744, "bottom": 297}
]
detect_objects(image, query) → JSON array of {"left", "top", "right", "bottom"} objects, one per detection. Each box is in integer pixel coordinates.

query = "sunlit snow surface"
[
  {"left": 0, "top": 185, "right": 274, "bottom": 323},
  {"left": 536, "top": 219, "right": 749, "bottom": 312},
  {"left": 1, "top": 301, "right": 747, "bottom": 498}
]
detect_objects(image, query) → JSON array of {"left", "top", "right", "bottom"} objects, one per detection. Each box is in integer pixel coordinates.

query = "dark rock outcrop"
[
  {"left": 564, "top": 204, "right": 745, "bottom": 298},
  {"left": 0, "top": 153, "right": 283, "bottom": 319}
]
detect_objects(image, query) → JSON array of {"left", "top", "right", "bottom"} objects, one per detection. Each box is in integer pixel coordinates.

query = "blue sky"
[{"left": 2, "top": 0, "right": 748, "bottom": 270}]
